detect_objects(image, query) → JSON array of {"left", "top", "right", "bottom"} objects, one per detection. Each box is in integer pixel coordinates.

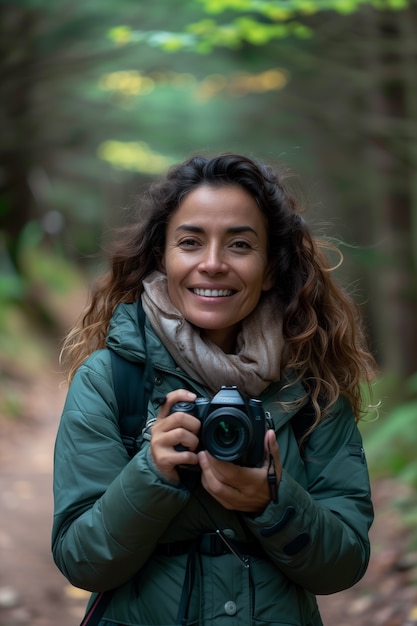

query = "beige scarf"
[{"left": 141, "top": 271, "right": 284, "bottom": 397}]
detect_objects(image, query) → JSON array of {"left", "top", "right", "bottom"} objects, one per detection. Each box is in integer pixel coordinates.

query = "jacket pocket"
[{"left": 250, "top": 558, "right": 322, "bottom": 625}]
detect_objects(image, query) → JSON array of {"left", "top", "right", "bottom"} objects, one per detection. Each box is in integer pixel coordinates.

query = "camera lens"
[
  {"left": 214, "top": 420, "right": 241, "bottom": 448},
  {"left": 201, "top": 407, "right": 252, "bottom": 462}
]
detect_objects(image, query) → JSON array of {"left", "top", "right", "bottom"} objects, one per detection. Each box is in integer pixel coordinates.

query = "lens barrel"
[{"left": 201, "top": 407, "right": 252, "bottom": 462}]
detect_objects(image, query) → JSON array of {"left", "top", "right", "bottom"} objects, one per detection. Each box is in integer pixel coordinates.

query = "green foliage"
[
  {"left": 186, "top": 17, "right": 312, "bottom": 52},
  {"left": 0, "top": 275, "right": 25, "bottom": 303},
  {"left": 116, "top": 19, "right": 313, "bottom": 55},
  {"left": 0, "top": 388, "right": 23, "bottom": 420},
  {"left": 0, "top": 220, "right": 75, "bottom": 328},
  {"left": 361, "top": 374, "right": 417, "bottom": 539},
  {"left": 0, "top": 298, "right": 52, "bottom": 377},
  {"left": 364, "top": 373, "right": 417, "bottom": 489},
  {"left": 21, "top": 246, "right": 82, "bottom": 296},
  {"left": 197, "top": 0, "right": 410, "bottom": 14},
  {"left": 97, "top": 141, "right": 175, "bottom": 174},
  {"left": 119, "top": 0, "right": 410, "bottom": 54},
  {"left": 0, "top": 247, "right": 25, "bottom": 308}
]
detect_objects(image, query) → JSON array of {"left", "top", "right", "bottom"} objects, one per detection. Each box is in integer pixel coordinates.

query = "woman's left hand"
[{"left": 198, "top": 429, "right": 282, "bottom": 514}]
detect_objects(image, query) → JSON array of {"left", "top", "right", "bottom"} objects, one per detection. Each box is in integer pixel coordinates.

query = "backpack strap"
[
  {"left": 81, "top": 303, "right": 152, "bottom": 624},
  {"left": 109, "top": 299, "right": 154, "bottom": 458}
]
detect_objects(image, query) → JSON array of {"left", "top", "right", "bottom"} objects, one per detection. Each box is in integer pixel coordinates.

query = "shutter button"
[{"left": 224, "top": 601, "right": 237, "bottom": 616}]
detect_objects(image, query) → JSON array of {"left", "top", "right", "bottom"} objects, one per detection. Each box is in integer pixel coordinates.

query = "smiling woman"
[
  {"left": 162, "top": 185, "right": 273, "bottom": 352},
  {"left": 54, "top": 152, "right": 377, "bottom": 626}
]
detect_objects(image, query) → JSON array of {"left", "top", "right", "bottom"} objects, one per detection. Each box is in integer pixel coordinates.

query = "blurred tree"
[
  {"left": 0, "top": 0, "right": 177, "bottom": 332},
  {"left": 0, "top": 0, "right": 147, "bottom": 273}
]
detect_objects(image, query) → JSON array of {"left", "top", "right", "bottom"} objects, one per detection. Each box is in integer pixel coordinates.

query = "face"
[{"left": 162, "top": 185, "right": 273, "bottom": 352}]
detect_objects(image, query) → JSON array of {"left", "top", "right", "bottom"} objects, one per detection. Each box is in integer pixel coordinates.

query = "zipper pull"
[{"left": 215, "top": 529, "right": 250, "bottom": 569}]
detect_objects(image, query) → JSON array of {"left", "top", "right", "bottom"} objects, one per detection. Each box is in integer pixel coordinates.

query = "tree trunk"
[
  {"left": 0, "top": 4, "right": 38, "bottom": 272},
  {"left": 364, "top": 8, "right": 417, "bottom": 376}
]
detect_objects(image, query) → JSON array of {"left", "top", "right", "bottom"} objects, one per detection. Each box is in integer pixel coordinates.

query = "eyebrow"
[{"left": 175, "top": 224, "right": 258, "bottom": 236}]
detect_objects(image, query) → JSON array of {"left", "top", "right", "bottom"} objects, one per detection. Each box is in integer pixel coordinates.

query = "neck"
[{"left": 201, "top": 325, "right": 240, "bottom": 354}]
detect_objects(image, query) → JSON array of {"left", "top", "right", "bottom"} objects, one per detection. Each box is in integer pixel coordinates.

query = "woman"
[{"left": 53, "top": 153, "right": 377, "bottom": 626}]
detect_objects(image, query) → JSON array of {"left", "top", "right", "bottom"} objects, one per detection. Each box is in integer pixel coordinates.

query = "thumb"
[
  {"left": 264, "top": 430, "right": 282, "bottom": 501},
  {"left": 265, "top": 429, "right": 281, "bottom": 462}
]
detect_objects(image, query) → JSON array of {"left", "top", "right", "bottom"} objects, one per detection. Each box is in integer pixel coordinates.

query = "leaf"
[
  {"left": 107, "top": 25, "right": 133, "bottom": 45},
  {"left": 97, "top": 141, "right": 174, "bottom": 174}
]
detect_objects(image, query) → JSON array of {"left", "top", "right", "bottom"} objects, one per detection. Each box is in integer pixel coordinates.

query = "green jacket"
[{"left": 52, "top": 302, "right": 374, "bottom": 626}]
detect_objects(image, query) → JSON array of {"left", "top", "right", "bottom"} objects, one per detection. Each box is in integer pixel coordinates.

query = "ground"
[{"left": 1, "top": 362, "right": 417, "bottom": 626}]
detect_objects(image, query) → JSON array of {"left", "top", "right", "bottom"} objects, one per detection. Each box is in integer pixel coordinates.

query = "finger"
[
  {"left": 150, "top": 421, "right": 200, "bottom": 481},
  {"left": 265, "top": 429, "right": 281, "bottom": 465},
  {"left": 198, "top": 451, "right": 243, "bottom": 486},
  {"left": 198, "top": 452, "right": 233, "bottom": 506},
  {"left": 163, "top": 425, "right": 200, "bottom": 453},
  {"left": 157, "top": 389, "right": 197, "bottom": 419},
  {"left": 152, "top": 408, "right": 201, "bottom": 454},
  {"left": 198, "top": 450, "right": 210, "bottom": 472},
  {"left": 199, "top": 451, "right": 255, "bottom": 494},
  {"left": 264, "top": 430, "right": 282, "bottom": 502},
  {"left": 199, "top": 451, "right": 271, "bottom": 512}
]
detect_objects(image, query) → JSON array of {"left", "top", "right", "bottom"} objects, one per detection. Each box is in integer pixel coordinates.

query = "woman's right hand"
[{"left": 150, "top": 389, "right": 200, "bottom": 482}]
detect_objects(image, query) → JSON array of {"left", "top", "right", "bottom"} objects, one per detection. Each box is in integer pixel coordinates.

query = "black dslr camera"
[{"left": 172, "top": 386, "right": 266, "bottom": 467}]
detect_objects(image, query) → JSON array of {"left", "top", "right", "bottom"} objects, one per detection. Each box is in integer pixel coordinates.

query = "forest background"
[{"left": 0, "top": 0, "right": 417, "bottom": 620}]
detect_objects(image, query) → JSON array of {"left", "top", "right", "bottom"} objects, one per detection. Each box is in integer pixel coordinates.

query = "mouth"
[{"left": 191, "top": 288, "right": 236, "bottom": 297}]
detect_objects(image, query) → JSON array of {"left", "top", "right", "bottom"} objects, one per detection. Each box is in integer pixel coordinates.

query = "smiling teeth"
[{"left": 193, "top": 288, "right": 234, "bottom": 297}]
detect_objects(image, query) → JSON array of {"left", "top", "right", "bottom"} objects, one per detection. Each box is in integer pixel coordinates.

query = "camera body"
[{"left": 172, "top": 386, "right": 266, "bottom": 467}]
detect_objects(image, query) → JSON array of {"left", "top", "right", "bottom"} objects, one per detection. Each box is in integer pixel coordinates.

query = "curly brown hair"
[{"left": 61, "top": 153, "right": 377, "bottom": 428}]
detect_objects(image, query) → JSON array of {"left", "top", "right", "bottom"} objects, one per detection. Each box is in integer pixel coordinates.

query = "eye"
[
  {"left": 231, "top": 240, "right": 252, "bottom": 250},
  {"left": 179, "top": 237, "right": 200, "bottom": 248}
]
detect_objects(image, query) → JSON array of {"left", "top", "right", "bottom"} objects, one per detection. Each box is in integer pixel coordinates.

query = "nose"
[{"left": 198, "top": 243, "right": 228, "bottom": 275}]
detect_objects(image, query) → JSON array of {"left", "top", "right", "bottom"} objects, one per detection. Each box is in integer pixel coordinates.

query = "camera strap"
[
  {"left": 267, "top": 454, "right": 278, "bottom": 504},
  {"left": 175, "top": 541, "right": 197, "bottom": 626}
]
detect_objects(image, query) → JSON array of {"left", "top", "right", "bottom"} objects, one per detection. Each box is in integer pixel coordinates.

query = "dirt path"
[
  {"left": 0, "top": 369, "right": 89, "bottom": 625},
  {"left": 1, "top": 365, "right": 417, "bottom": 625}
]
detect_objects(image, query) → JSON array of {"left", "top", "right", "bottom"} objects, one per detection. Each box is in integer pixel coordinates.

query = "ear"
[
  {"left": 262, "top": 264, "right": 274, "bottom": 292},
  {"left": 157, "top": 254, "right": 166, "bottom": 274}
]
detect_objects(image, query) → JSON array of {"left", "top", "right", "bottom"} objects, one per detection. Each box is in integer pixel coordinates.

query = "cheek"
[
  {"left": 251, "top": 259, "right": 272, "bottom": 291},
  {"left": 163, "top": 255, "right": 187, "bottom": 300}
]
